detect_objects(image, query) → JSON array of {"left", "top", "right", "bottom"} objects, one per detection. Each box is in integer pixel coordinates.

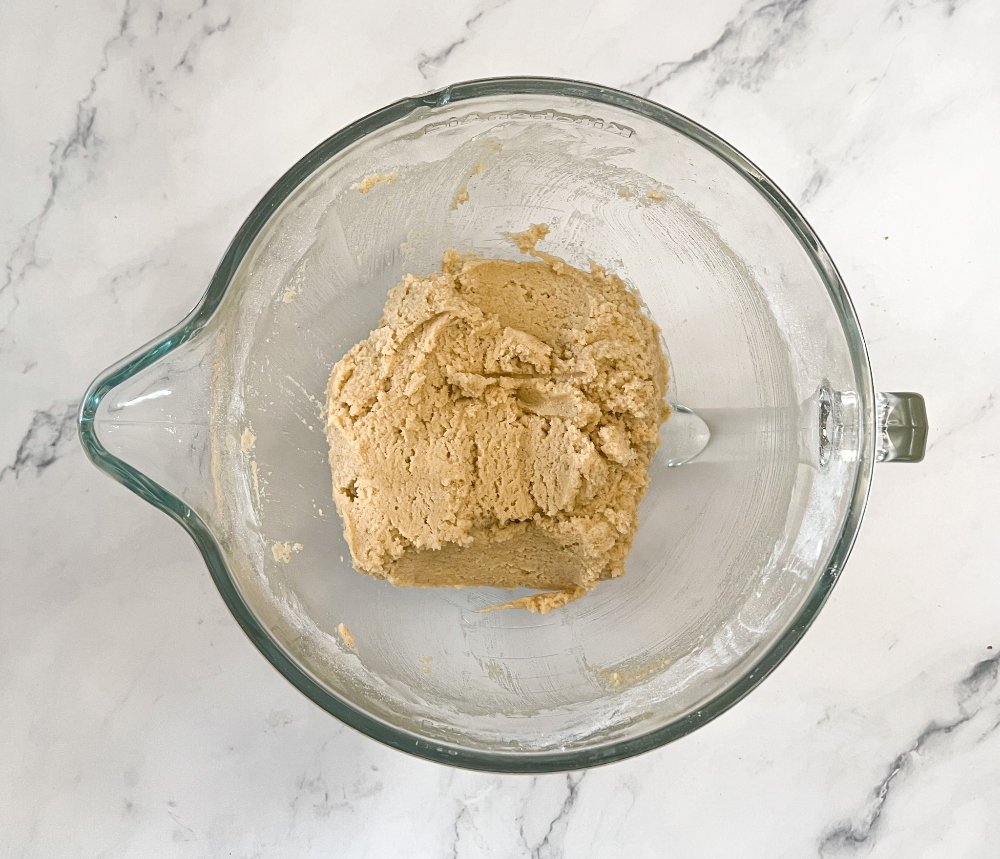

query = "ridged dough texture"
[{"left": 326, "top": 226, "right": 669, "bottom": 612}]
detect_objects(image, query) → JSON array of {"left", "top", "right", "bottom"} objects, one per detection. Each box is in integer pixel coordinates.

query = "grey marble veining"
[{"left": 2, "top": 0, "right": 999, "bottom": 855}]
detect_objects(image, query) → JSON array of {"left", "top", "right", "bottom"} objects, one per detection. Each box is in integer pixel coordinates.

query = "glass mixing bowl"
[{"left": 79, "top": 78, "right": 927, "bottom": 772}]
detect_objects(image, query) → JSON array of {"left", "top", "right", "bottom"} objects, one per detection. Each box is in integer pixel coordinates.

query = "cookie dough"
[{"left": 325, "top": 225, "right": 669, "bottom": 612}]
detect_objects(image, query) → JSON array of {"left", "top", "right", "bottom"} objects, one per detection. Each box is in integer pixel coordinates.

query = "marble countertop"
[{"left": 3, "top": 0, "right": 999, "bottom": 855}]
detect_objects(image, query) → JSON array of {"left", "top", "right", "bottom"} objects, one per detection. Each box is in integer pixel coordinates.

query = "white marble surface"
[{"left": 2, "top": 0, "right": 999, "bottom": 855}]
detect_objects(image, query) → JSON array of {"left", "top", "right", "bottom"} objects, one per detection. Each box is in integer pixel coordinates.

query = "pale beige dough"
[
  {"left": 271, "top": 541, "right": 302, "bottom": 564},
  {"left": 326, "top": 225, "right": 669, "bottom": 612},
  {"left": 352, "top": 171, "right": 398, "bottom": 193},
  {"left": 336, "top": 622, "right": 356, "bottom": 650}
]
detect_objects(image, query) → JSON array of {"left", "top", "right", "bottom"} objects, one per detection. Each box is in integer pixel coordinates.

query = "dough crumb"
[
  {"left": 325, "top": 226, "right": 669, "bottom": 612},
  {"left": 617, "top": 187, "right": 634, "bottom": 199},
  {"left": 271, "top": 541, "right": 303, "bottom": 564},
  {"left": 352, "top": 171, "right": 398, "bottom": 193},
  {"left": 336, "top": 622, "right": 356, "bottom": 650},
  {"left": 240, "top": 428, "right": 256, "bottom": 452},
  {"left": 506, "top": 222, "right": 550, "bottom": 254},
  {"left": 450, "top": 162, "right": 485, "bottom": 210},
  {"left": 646, "top": 189, "right": 666, "bottom": 202}
]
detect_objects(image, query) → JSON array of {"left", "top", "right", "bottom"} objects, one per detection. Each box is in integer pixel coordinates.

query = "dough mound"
[{"left": 326, "top": 227, "right": 669, "bottom": 611}]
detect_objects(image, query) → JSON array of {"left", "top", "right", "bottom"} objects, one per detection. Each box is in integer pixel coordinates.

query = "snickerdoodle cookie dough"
[{"left": 326, "top": 226, "right": 669, "bottom": 612}]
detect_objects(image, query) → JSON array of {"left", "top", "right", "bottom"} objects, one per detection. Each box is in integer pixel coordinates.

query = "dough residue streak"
[
  {"left": 352, "top": 171, "right": 398, "bottom": 193},
  {"left": 271, "top": 541, "right": 303, "bottom": 564}
]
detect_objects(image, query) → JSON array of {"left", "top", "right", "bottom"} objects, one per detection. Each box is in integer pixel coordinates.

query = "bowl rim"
[{"left": 79, "top": 75, "right": 876, "bottom": 773}]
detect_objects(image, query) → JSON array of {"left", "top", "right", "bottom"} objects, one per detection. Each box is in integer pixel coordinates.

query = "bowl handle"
[{"left": 876, "top": 392, "right": 928, "bottom": 463}]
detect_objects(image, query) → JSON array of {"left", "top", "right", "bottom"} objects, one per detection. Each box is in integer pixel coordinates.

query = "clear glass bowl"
[{"left": 79, "top": 78, "right": 927, "bottom": 772}]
